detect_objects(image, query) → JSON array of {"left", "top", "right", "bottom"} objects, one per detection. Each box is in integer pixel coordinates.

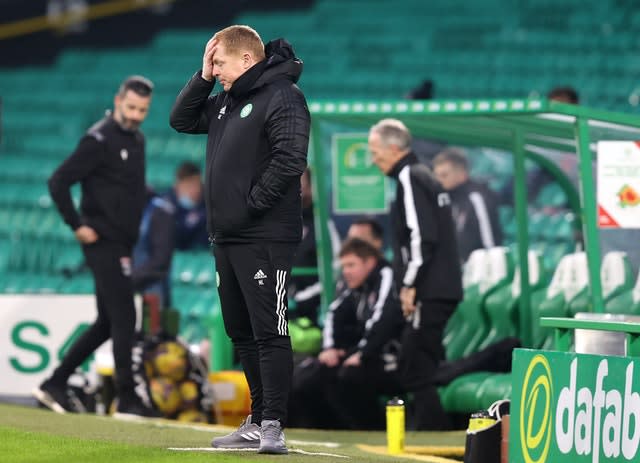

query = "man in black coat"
[
  {"left": 34, "top": 76, "right": 158, "bottom": 418},
  {"left": 170, "top": 25, "right": 310, "bottom": 454},
  {"left": 433, "top": 147, "right": 503, "bottom": 263},
  {"left": 369, "top": 118, "right": 463, "bottom": 430}
]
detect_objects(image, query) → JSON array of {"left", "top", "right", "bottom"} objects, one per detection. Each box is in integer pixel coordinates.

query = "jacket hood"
[{"left": 229, "top": 38, "right": 303, "bottom": 98}]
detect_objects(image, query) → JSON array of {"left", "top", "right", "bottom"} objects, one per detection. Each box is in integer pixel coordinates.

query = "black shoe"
[
  {"left": 113, "top": 398, "right": 163, "bottom": 420},
  {"left": 32, "top": 380, "right": 72, "bottom": 414}
]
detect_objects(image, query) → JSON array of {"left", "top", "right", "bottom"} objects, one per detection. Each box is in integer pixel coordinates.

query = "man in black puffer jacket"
[{"left": 170, "top": 25, "right": 310, "bottom": 454}]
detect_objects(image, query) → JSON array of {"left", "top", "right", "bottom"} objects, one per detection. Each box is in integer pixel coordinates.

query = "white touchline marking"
[
  {"left": 109, "top": 417, "right": 344, "bottom": 450},
  {"left": 289, "top": 439, "right": 341, "bottom": 448},
  {"left": 167, "top": 448, "right": 349, "bottom": 458}
]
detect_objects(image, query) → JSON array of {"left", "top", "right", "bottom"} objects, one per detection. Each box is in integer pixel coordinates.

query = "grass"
[{"left": 0, "top": 403, "right": 465, "bottom": 462}]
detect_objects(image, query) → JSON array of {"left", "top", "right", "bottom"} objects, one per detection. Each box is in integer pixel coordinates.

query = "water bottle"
[{"left": 386, "top": 397, "right": 405, "bottom": 454}]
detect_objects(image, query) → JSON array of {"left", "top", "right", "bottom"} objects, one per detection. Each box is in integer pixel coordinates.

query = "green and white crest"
[{"left": 240, "top": 103, "right": 253, "bottom": 118}]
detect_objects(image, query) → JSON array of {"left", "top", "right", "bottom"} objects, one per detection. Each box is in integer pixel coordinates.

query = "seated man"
[
  {"left": 289, "top": 238, "right": 404, "bottom": 430},
  {"left": 163, "top": 161, "right": 208, "bottom": 250},
  {"left": 132, "top": 188, "right": 175, "bottom": 327},
  {"left": 347, "top": 216, "right": 384, "bottom": 251}
]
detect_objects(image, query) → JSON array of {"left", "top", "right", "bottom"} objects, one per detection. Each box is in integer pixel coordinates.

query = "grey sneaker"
[
  {"left": 258, "top": 419, "right": 288, "bottom": 454},
  {"left": 211, "top": 415, "right": 261, "bottom": 449}
]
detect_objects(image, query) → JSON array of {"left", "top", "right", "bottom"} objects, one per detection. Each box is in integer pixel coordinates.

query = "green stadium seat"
[
  {"left": 532, "top": 252, "right": 588, "bottom": 349},
  {"left": 439, "top": 371, "right": 493, "bottom": 413},
  {"left": 601, "top": 251, "right": 634, "bottom": 302},
  {"left": 444, "top": 248, "right": 489, "bottom": 343},
  {"left": 535, "top": 182, "right": 568, "bottom": 209},
  {"left": 445, "top": 247, "right": 514, "bottom": 360},
  {"left": 606, "top": 267, "right": 640, "bottom": 315},
  {"left": 58, "top": 274, "right": 94, "bottom": 293},
  {"left": 475, "top": 373, "right": 512, "bottom": 410},
  {"left": 479, "top": 250, "right": 547, "bottom": 351}
]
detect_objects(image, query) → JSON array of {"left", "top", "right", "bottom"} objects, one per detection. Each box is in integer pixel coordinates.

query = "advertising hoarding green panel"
[
  {"left": 331, "top": 133, "right": 390, "bottom": 214},
  {"left": 510, "top": 348, "right": 640, "bottom": 463}
]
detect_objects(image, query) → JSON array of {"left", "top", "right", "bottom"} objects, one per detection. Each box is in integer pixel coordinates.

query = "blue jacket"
[{"left": 132, "top": 195, "right": 175, "bottom": 307}]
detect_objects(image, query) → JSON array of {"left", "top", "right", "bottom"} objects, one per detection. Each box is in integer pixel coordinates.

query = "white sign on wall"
[
  {"left": 597, "top": 141, "right": 640, "bottom": 228},
  {"left": 0, "top": 295, "right": 113, "bottom": 396}
]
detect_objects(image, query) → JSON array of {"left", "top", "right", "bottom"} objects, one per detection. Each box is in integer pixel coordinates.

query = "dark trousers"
[
  {"left": 289, "top": 357, "right": 400, "bottom": 430},
  {"left": 214, "top": 242, "right": 296, "bottom": 425},
  {"left": 51, "top": 241, "right": 137, "bottom": 401},
  {"left": 399, "top": 299, "right": 456, "bottom": 430}
]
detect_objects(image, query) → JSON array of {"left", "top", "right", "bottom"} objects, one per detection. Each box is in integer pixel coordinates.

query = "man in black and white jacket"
[
  {"left": 433, "top": 147, "right": 503, "bottom": 263},
  {"left": 289, "top": 238, "right": 404, "bottom": 430},
  {"left": 369, "top": 118, "right": 463, "bottom": 430},
  {"left": 170, "top": 25, "right": 310, "bottom": 454}
]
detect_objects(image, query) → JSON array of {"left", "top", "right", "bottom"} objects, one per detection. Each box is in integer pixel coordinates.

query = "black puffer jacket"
[{"left": 170, "top": 39, "right": 311, "bottom": 243}]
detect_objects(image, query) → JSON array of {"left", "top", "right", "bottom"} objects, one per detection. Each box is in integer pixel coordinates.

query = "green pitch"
[{"left": 0, "top": 403, "right": 465, "bottom": 462}]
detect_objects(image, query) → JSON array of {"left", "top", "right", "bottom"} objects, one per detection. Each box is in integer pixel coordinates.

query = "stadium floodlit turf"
[{"left": 0, "top": 403, "right": 465, "bottom": 462}]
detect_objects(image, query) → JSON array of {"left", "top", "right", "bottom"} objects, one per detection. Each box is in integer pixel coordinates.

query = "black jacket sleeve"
[
  {"left": 169, "top": 71, "right": 216, "bottom": 134},
  {"left": 48, "top": 135, "right": 105, "bottom": 231},
  {"left": 247, "top": 86, "right": 310, "bottom": 214},
  {"left": 397, "top": 167, "right": 436, "bottom": 288},
  {"left": 357, "top": 267, "right": 404, "bottom": 360},
  {"left": 322, "top": 289, "right": 359, "bottom": 350},
  {"left": 131, "top": 206, "right": 175, "bottom": 290}
]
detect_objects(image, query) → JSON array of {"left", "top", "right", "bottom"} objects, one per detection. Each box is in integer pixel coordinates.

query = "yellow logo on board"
[{"left": 520, "top": 354, "right": 554, "bottom": 463}]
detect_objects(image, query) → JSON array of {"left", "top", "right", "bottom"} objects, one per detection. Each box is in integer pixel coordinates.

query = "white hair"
[{"left": 370, "top": 118, "right": 412, "bottom": 151}]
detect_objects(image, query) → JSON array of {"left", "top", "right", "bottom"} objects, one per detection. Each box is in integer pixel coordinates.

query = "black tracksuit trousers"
[
  {"left": 50, "top": 241, "right": 137, "bottom": 401},
  {"left": 399, "top": 299, "right": 457, "bottom": 430},
  {"left": 214, "top": 242, "right": 296, "bottom": 425}
]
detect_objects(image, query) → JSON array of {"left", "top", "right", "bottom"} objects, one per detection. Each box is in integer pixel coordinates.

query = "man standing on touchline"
[
  {"left": 170, "top": 25, "right": 310, "bottom": 454},
  {"left": 369, "top": 118, "right": 463, "bottom": 430},
  {"left": 35, "top": 76, "right": 158, "bottom": 419}
]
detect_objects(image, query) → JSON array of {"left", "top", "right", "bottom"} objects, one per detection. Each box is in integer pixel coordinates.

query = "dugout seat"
[
  {"left": 605, "top": 255, "right": 640, "bottom": 315},
  {"left": 479, "top": 250, "right": 546, "bottom": 351},
  {"left": 440, "top": 252, "right": 544, "bottom": 413},
  {"left": 531, "top": 252, "right": 588, "bottom": 349},
  {"left": 444, "top": 247, "right": 514, "bottom": 360},
  {"left": 601, "top": 251, "right": 634, "bottom": 302}
]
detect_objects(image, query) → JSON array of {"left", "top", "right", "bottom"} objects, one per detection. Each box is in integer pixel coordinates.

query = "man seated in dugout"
[{"left": 288, "top": 238, "right": 404, "bottom": 430}]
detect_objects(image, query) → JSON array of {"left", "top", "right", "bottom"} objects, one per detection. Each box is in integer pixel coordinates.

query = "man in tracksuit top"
[
  {"left": 433, "top": 147, "right": 503, "bottom": 263},
  {"left": 369, "top": 118, "right": 463, "bottom": 430},
  {"left": 289, "top": 238, "right": 404, "bottom": 430},
  {"left": 170, "top": 25, "right": 310, "bottom": 454},
  {"left": 34, "top": 76, "right": 158, "bottom": 418}
]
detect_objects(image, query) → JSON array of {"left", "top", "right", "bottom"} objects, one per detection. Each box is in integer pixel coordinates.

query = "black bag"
[{"left": 463, "top": 400, "right": 510, "bottom": 463}]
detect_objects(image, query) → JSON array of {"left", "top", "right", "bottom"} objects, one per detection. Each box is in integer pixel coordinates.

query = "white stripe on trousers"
[{"left": 275, "top": 270, "right": 288, "bottom": 335}]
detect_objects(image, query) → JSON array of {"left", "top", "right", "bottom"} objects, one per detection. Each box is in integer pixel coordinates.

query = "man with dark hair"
[
  {"left": 433, "top": 147, "right": 503, "bottom": 263},
  {"left": 170, "top": 24, "right": 310, "bottom": 453},
  {"left": 35, "top": 75, "right": 158, "bottom": 418},
  {"left": 548, "top": 86, "right": 579, "bottom": 104},
  {"left": 369, "top": 118, "right": 462, "bottom": 430},
  {"left": 348, "top": 216, "right": 384, "bottom": 251},
  {"left": 164, "top": 161, "right": 208, "bottom": 250},
  {"left": 289, "top": 238, "right": 403, "bottom": 429}
]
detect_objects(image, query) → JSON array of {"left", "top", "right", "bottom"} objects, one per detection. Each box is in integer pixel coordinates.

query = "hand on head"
[{"left": 202, "top": 38, "right": 219, "bottom": 82}]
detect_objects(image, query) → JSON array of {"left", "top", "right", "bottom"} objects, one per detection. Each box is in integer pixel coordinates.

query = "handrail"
[{"left": 540, "top": 316, "right": 640, "bottom": 356}]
